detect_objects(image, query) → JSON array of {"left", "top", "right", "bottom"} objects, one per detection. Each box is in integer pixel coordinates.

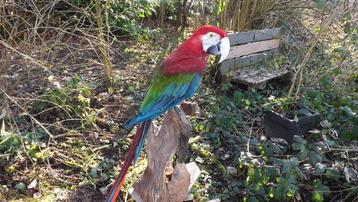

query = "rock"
[
  {"left": 99, "top": 187, "right": 107, "bottom": 196},
  {"left": 28, "top": 179, "right": 37, "bottom": 189},
  {"left": 0, "top": 192, "right": 6, "bottom": 202},
  {"left": 33, "top": 192, "right": 42, "bottom": 198},
  {"left": 195, "top": 157, "right": 204, "bottom": 164},
  {"left": 185, "top": 162, "right": 201, "bottom": 192},
  {"left": 320, "top": 120, "right": 332, "bottom": 128},
  {"left": 184, "top": 193, "right": 194, "bottom": 201},
  {"left": 226, "top": 166, "right": 238, "bottom": 175},
  {"left": 208, "top": 199, "right": 221, "bottom": 202},
  {"left": 344, "top": 167, "right": 358, "bottom": 183}
]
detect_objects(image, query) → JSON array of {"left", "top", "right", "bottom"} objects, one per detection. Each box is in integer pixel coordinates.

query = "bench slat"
[
  {"left": 220, "top": 49, "right": 278, "bottom": 74},
  {"left": 254, "top": 28, "right": 281, "bottom": 42},
  {"left": 229, "top": 31, "right": 254, "bottom": 45},
  {"left": 232, "top": 68, "right": 290, "bottom": 89},
  {"left": 226, "top": 39, "right": 279, "bottom": 60},
  {"left": 228, "top": 28, "right": 281, "bottom": 46}
]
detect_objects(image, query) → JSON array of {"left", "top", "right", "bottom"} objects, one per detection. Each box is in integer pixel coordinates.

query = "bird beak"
[
  {"left": 206, "top": 36, "right": 230, "bottom": 63},
  {"left": 218, "top": 37, "right": 230, "bottom": 63}
]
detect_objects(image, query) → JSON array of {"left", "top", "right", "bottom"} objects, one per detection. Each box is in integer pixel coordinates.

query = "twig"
[
  {"left": 95, "top": 0, "right": 113, "bottom": 87},
  {"left": 288, "top": 5, "right": 340, "bottom": 97},
  {"left": 1, "top": 89, "right": 54, "bottom": 139},
  {"left": 0, "top": 39, "right": 53, "bottom": 74},
  {"left": 247, "top": 117, "right": 257, "bottom": 153}
]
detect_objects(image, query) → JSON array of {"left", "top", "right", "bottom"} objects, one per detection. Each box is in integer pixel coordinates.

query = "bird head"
[
  {"left": 161, "top": 25, "right": 230, "bottom": 75},
  {"left": 192, "top": 25, "right": 230, "bottom": 63}
]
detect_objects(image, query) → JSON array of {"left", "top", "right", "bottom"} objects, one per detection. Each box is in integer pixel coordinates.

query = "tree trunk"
[
  {"left": 159, "top": 0, "right": 166, "bottom": 26},
  {"left": 94, "top": 0, "right": 113, "bottom": 87},
  {"left": 130, "top": 102, "right": 201, "bottom": 202}
]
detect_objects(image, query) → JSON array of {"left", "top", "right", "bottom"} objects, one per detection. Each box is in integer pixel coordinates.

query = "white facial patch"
[
  {"left": 201, "top": 32, "right": 221, "bottom": 52},
  {"left": 219, "top": 37, "right": 230, "bottom": 63}
]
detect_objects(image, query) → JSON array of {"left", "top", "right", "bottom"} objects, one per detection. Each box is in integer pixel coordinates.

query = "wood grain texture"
[
  {"left": 232, "top": 68, "right": 290, "bottom": 89},
  {"left": 228, "top": 31, "right": 254, "bottom": 45},
  {"left": 131, "top": 102, "right": 201, "bottom": 202},
  {"left": 220, "top": 49, "right": 278, "bottom": 74},
  {"left": 253, "top": 28, "right": 281, "bottom": 41},
  {"left": 228, "top": 28, "right": 281, "bottom": 46},
  {"left": 226, "top": 39, "right": 279, "bottom": 60}
]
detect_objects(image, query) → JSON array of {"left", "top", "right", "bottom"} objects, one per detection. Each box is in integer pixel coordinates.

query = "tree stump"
[{"left": 130, "top": 102, "right": 200, "bottom": 202}]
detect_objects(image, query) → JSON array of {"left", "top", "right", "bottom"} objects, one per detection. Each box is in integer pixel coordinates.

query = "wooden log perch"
[{"left": 130, "top": 102, "right": 200, "bottom": 202}]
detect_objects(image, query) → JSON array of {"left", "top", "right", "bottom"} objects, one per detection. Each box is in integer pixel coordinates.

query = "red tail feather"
[{"left": 105, "top": 125, "right": 143, "bottom": 202}]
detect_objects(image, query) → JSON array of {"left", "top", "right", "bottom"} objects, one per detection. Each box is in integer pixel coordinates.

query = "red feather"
[
  {"left": 161, "top": 25, "right": 227, "bottom": 76},
  {"left": 191, "top": 25, "right": 227, "bottom": 38},
  {"left": 105, "top": 125, "right": 144, "bottom": 202},
  {"left": 161, "top": 37, "right": 207, "bottom": 75}
]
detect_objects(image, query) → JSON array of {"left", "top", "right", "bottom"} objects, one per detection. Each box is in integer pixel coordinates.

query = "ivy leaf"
[
  {"left": 293, "top": 135, "right": 307, "bottom": 145},
  {"left": 322, "top": 135, "right": 337, "bottom": 147},
  {"left": 314, "top": 0, "right": 326, "bottom": 9},
  {"left": 248, "top": 196, "right": 259, "bottom": 202},
  {"left": 308, "top": 151, "right": 322, "bottom": 165},
  {"left": 292, "top": 139, "right": 306, "bottom": 151},
  {"left": 341, "top": 106, "right": 356, "bottom": 117},
  {"left": 297, "top": 149, "right": 308, "bottom": 161},
  {"left": 325, "top": 168, "right": 341, "bottom": 180},
  {"left": 263, "top": 141, "right": 284, "bottom": 156},
  {"left": 15, "top": 182, "right": 26, "bottom": 190},
  {"left": 312, "top": 190, "right": 323, "bottom": 202},
  {"left": 89, "top": 167, "right": 98, "bottom": 178},
  {"left": 315, "top": 163, "right": 327, "bottom": 174},
  {"left": 265, "top": 166, "right": 280, "bottom": 179},
  {"left": 343, "top": 167, "right": 358, "bottom": 183},
  {"left": 312, "top": 180, "right": 329, "bottom": 202},
  {"left": 282, "top": 158, "right": 299, "bottom": 174}
]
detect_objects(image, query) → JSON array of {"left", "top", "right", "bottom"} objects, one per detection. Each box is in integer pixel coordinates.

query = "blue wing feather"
[{"left": 125, "top": 73, "right": 202, "bottom": 128}]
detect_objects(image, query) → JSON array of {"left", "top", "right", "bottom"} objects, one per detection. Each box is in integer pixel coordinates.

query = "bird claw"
[{"left": 174, "top": 106, "right": 186, "bottom": 122}]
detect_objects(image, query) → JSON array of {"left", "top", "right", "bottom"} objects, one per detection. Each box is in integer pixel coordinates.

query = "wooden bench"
[{"left": 219, "top": 28, "right": 291, "bottom": 89}]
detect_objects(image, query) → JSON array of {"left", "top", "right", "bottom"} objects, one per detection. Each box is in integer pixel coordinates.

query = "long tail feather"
[
  {"left": 106, "top": 120, "right": 151, "bottom": 202},
  {"left": 134, "top": 121, "right": 151, "bottom": 162}
]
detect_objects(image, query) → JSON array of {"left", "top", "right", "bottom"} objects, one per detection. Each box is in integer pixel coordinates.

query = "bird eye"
[{"left": 209, "top": 33, "right": 214, "bottom": 37}]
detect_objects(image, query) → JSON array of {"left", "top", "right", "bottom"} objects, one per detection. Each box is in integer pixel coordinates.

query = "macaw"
[{"left": 106, "top": 25, "right": 230, "bottom": 202}]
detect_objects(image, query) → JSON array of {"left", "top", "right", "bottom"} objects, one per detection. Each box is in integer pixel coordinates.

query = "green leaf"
[
  {"left": 308, "top": 151, "right": 322, "bottom": 165},
  {"left": 292, "top": 135, "right": 307, "bottom": 154},
  {"left": 248, "top": 196, "right": 259, "bottom": 202},
  {"left": 315, "top": 163, "right": 326, "bottom": 174},
  {"left": 265, "top": 166, "right": 280, "bottom": 179},
  {"left": 312, "top": 180, "right": 329, "bottom": 202},
  {"left": 263, "top": 141, "right": 284, "bottom": 155},
  {"left": 15, "top": 182, "right": 26, "bottom": 190},
  {"left": 314, "top": 0, "right": 326, "bottom": 9},
  {"left": 344, "top": 23, "right": 351, "bottom": 34},
  {"left": 287, "top": 184, "right": 298, "bottom": 198},
  {"left": 325, "top": 168, "right": 341, "bottom": 180},
  {"left": 341, "top": 106, "right": 356, "bottom": 117},
  {"left": 89, "top": 167, "right": 97, "bottom": 178},
  {"left": 297, "top": 149, "right": 308, "bottom": 161},
  {"left": 293, "top": 135, "right": 307, "bottom": 145},
  {"left": 312, "top": 191, "right": 323, "bottom": 202}
]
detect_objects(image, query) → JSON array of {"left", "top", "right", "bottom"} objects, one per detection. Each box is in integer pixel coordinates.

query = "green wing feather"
[
  {"left": 125, "top": 72, "right": 200, "bottom": 128},
  {"left": 140, "top": 73, "right": 195, "bottom": 111}
]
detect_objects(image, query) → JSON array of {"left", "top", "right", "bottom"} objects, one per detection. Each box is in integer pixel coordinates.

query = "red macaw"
[{"left": 106, "top": 25, "right": 230, "bottom": 202}]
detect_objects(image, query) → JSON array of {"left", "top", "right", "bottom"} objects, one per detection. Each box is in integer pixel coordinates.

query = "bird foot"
[{"left": 174, "top": 106, "right": 186, "bottom": 122}]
